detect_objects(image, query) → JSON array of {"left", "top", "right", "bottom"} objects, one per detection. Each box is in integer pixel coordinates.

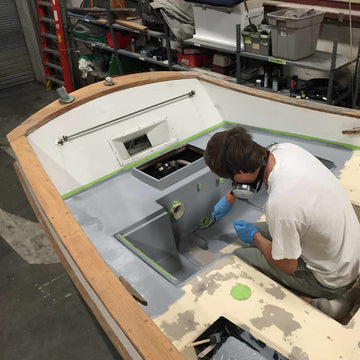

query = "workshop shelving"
[
  {"left": 184, "top": 25, "right": 357, "bottom": 106},
  {"left": 67, "top": 12, "right": 166, "bottom": 38},
  {"left": 65, "top": 0, "right": 175, "bottom": 82},
  {"left": 73, "top": 37, "right": 175, "bottom": 70},
  {"left": 64, "top": 2, "right": 358, "bottom": 107}
]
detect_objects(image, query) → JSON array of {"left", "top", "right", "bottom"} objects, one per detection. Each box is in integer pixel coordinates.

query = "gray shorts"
[{"left": 233, "top": 222, "right": 354, "bottom": 300}]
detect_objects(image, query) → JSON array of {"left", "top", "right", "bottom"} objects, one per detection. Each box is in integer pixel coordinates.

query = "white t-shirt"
[{"left": 265, "top": 143, "right": 360, "bottom": 288}]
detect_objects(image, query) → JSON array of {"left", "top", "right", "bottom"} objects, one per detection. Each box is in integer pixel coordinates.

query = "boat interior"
[{"left": 10, "top": 73, "right": 360, "bottom": 360}]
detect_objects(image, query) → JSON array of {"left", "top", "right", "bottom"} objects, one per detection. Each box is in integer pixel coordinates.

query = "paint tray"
[{"left": 193, "top": 316, "right": 288, "bottom": 360}]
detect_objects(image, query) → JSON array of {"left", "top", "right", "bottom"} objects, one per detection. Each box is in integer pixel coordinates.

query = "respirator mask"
[{"left": 228, "top": 148, "right": 270, "bottom": 200}]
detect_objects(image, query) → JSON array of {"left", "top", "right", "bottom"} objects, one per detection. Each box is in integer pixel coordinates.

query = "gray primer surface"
[
  {"left": 288, "top": 346, "right": 310, "bottom": 360},
  {"left": 250, "top": 304, "right": 302, "bottom": 339},
  {"left": 65, "top": 124, "right": 353, "bottom": 318},
  {"left": 265, "top": 284, "right": 286, "bottom": 300}
]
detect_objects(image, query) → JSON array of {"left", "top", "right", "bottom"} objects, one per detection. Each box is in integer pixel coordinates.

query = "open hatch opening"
[
  {"left": 136, "top": 144, "right": 203, "bottom": 180},
  {"left": 124, "top": 134, "right": 152, "bottom": 156}
]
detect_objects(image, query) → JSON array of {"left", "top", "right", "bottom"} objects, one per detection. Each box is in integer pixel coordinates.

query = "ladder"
[{"left": 37, "top": 0, "right": 73, "bottom": 92}]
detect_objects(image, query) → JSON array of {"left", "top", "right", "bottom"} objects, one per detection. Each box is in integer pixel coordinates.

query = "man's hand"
[
  {"left": 233, "top": 220, "right": 260, "bottom": 244},
  {"left": 212, "top": 196, "right": 233, "bottom": 220}
]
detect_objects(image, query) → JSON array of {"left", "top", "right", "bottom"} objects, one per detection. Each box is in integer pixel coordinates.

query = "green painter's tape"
[
  {"left": 268, "top": 58, "right": 286, "bottom": 65},
  {"left": 62, "top": 120, "right": 359, "bottom": 199},
  {"left": 116, "top": 234, "right": 177, "bottom": 282},
  {"left": 231, "top": 284, "right": 252, "bottom": 301},
  {"left": 226, "top": 122, "right": 360, "bottom": 151},
  {"left": 61, "top": 122, "right": 226, "bottom": 199}
]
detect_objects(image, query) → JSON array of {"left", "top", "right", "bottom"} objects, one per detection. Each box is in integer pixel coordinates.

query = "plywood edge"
[
  {"left": 197, "top": 74, "right": 360, "bottom": 120},
  {"left": 7, "top": 72, "right": 198, "bottom": 143},
  {"left": 10, "top": 136, "right": 185, "bottom": 360}
]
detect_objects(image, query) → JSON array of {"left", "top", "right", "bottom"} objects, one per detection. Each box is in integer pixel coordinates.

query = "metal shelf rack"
[
  {"left": 73, "top": 37, "right": 174, "bottom": 69},
  {"left": 183, "top": 25, "right": 357, "bottom": 106},
  {"left": 65, "top": 0, "right": 175, "bottom": 82},
  {"left": 67, "top": 12, "right": 166, "bottom": 38}
]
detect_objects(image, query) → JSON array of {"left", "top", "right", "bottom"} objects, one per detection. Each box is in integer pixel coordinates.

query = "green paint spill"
[{"left": 231, "top": 284, "right": 252, "bottom": 301}]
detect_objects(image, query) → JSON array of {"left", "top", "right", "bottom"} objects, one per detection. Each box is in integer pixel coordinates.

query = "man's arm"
[
  {"left": 253, "top": 232, "right": 298, "bottom": 274},
  {"left": 225, "top": 189, "right": 237, "bottom": 205}
]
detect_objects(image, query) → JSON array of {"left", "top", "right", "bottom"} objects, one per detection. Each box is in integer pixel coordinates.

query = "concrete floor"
[{"left": 0, "top": 82, "right": 122, "bottom": 360}]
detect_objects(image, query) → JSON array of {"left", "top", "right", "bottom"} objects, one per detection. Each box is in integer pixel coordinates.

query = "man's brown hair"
[{"left": 204, "top": 126, "right": 268, "bottom": 178}]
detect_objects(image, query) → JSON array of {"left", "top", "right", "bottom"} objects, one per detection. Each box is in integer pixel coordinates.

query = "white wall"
[
  {"left": 201, "top": 80, "right": 360, "bottom": 146},
  {"left": 27, "top": 79, "right": 224, "bottom": 196}
]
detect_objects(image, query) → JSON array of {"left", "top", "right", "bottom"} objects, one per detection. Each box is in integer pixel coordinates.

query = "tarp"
[{"left": 150, "top": 0, "right": 195, "bottom": 41}]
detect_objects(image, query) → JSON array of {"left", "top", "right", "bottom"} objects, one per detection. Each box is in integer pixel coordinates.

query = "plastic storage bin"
[
  {"left": 267, "top": 8, "right": 324, "bottom": 60},
  {"left": 242, "top": 25, "right": 271, "bottom": 55},
  {"left": 192, "top": 0, "right": 264, "bottom": 48},
  {"left": 177, "top": 52, "right": 213, "bottom": 67}
]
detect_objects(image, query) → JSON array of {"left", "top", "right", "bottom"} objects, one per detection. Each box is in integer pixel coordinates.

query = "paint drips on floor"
[
  {"left": 288, "top": 346, "right": 309, "bottom": 360},
  {"left": 160, "top": 310, "right": 200, "bottom": 342},
  {"left": 250, "top": 304, "right": 301, "bottom": 339},
  {"left": 190, "top": 271, "right": 239, "bottom": 301},
  {"left": 265, "top": 284, "right": 286, "bottom": 300}
]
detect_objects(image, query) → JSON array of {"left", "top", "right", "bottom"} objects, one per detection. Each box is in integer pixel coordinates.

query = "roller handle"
[{"left": 186, "top": 338, "right": 210, "bottom": 347}]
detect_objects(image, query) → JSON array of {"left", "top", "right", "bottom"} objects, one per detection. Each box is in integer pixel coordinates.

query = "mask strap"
[{"left": 252, "top": 150, "right": 270, "bottom": 192}]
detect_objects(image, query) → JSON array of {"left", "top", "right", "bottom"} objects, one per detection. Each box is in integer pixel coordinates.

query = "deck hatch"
[
  {"left": 109, "top": 118, "right": 178, "bottom": 167},
  {"left": 124, "top": 134, "right": 152, "bottom": 156},
  {"left": 132, "top": 144, "right": 205, "bottom": 190}
]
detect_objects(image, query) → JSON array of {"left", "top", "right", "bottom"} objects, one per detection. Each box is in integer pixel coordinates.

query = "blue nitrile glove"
[
  {"left": 233, "top": 220, "right": 260, "bottom": 244},
  {"left": 212, "top": 196, "right": 233, "bottom": 220}
]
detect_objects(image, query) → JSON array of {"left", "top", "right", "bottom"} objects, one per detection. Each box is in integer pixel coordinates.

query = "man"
[{"left": 204, "top": 126, "right": 360, "bottom": 318}]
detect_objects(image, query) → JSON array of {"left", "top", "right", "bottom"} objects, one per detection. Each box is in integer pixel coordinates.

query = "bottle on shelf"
[
  {"left": 131, "top": 39, "right": 136, "bottom": 52},
  {"left": 290, "top": 75, "right": 298, "bottom": 97},
  {"left": 272, "top": 77, "right": 279, "bottom": 92},
  {"left": 264, "top": 73, "right": 269, "bottom": 88}
]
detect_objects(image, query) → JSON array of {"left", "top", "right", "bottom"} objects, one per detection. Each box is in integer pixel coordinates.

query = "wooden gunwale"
[
  {"left": 14, "top": 162, "right": 135, "bottom": 360},
  {"left": 10, "top": 135, "right": 183, "bottom": 360},
  {"left": 7, "top": 72, "right": 360, "bottom": 359}
]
